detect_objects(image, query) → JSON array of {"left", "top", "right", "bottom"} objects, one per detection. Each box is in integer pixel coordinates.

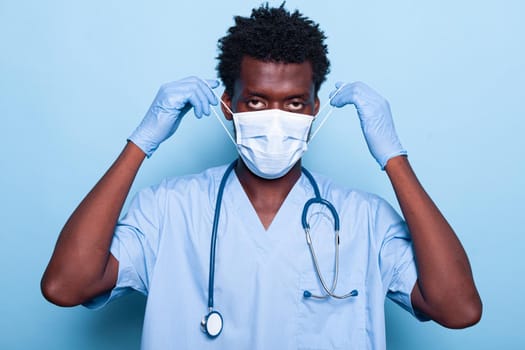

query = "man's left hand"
[{"left": 329, "top": 81, "right": 407, "bottom": 169}]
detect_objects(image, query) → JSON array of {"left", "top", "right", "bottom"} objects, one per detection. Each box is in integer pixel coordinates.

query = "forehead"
[{"left": 234, "top": 56, "right": 314, "bottom": 97}]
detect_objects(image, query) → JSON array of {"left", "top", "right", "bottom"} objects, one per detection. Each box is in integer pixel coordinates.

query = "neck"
[{"left": 235, "top": 158, "right": 303, "bottom": 230}]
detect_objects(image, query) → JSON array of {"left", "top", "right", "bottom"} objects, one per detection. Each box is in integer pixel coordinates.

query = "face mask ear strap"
[
  {"left": 202, "top": 79, "right": 236, "bottom": 144},
  {"left": 309, "top": 83, "right": 347, "bottom": 142}
]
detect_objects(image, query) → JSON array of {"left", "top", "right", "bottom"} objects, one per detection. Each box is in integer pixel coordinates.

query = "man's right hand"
[
  {"left": 128, "top": 77, "right": 219, "bottom": 157},
  {"left": 42, "top": 77, "right": 220, "bottom": 307}
]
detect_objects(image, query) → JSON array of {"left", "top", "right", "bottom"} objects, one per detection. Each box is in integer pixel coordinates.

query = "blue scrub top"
[{"left": 85, "top": 163, "right": 424, "bottom": 350}]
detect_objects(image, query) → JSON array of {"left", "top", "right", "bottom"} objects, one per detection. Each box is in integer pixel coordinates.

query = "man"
[{"left": 41, "top": 3, "right": 481, "bottom": 349}]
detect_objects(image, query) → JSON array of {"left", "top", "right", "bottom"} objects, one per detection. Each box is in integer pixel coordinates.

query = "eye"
[
  {"left": 286, "top": 100, "right": 306, "bottom": 112},
  {"left": 246, "top": 98, "right": 266, "bottom": 110}
]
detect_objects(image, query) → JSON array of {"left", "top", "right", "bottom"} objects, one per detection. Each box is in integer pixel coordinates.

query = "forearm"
[
  {"left": 385, "top": 156, "right": 481, "bottom": 327},
  {"left": 41, "top": 141, "right": 146, "bottom": 305}
]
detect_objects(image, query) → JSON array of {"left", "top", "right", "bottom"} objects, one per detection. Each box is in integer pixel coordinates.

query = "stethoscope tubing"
[
  {"left": 204, "top": 160, "right": 357, "bottom": 338},
  {"left": 300, "top": 168, "right": 358, "bottom": 299},
  {"left": 207, "top": 160, "right": 237, "bottom": 309}
]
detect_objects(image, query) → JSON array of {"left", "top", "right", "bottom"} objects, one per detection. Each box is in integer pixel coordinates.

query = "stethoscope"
[{"left": 201, "top": 160, "right": 358, "bottom": 338}]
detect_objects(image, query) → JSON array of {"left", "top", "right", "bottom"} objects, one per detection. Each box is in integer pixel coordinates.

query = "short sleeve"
[
  {"left": 375, "top": 197, "right": 428, "bottom": 321},
  {"left": 83, "top": 184, "right": 163, "bottom": 309}
]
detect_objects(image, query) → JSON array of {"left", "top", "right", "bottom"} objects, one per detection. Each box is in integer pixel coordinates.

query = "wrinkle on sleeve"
[
  {"left": 83, "top": 183, "right": 164, "bottom": 309},
  {"left": 375, "top": 197, "right": 428, "bottom": 321}
]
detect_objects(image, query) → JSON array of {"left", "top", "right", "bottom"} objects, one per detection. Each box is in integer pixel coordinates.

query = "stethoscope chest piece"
[{"left": 201, "top": 310, "right": 223, "bottom": 338}]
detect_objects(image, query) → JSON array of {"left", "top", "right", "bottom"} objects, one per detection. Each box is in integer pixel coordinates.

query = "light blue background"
[{"left": 1, "top": 0, "right": 523, "bottom": 348}]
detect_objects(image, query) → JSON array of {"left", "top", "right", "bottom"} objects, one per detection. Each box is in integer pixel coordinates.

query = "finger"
[
  {"left": 330, "top": 82, "right": 359, "bottom": 108},
  {"left": 196, "top": 80, "right": 218, "bottom": 113},
  {"left": 195, "top": 83, "right": 216, "bottom": 116},
  {"left": 330, "top": 81, "right": 345, "bottom": 97},
  {"left": 188, "top": 86, "right": 209, "bottom": 118},
  {"left": 205, "top": 79, "right": 220, "bottom": 89},
  {"left": 328, "top": 81, "right": 347, "bottom": 101}
]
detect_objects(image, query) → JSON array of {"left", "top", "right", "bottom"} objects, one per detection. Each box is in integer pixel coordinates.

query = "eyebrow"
[
  {"left": 243, "top": 90, "right": 268, "bottom": 99},
  {"left": 243, "top": 89, "right": 311, "bottom": 100}
]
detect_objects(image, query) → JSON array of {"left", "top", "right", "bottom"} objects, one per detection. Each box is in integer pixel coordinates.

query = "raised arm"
[
  {"left": 330, "top": 81, "right": 482, "bottom": 328},
  {"left": 385, "top": 156, "right": 481, "bottom": 328},
  {"left": 41, "top": 77, "right": 219, "bottom": 306},
  {"left": 41, "top": 143, "right": 145, "bottom": 306}
]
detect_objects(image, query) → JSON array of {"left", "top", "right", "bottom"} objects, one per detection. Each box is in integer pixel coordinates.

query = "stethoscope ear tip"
[{"left": 303, "top": 290, "right": 312, "bottom": 298}]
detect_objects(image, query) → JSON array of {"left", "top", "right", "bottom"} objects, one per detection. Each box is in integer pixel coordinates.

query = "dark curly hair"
[{"left": 216, "top": 3, "right": 330, "bottom": 96}]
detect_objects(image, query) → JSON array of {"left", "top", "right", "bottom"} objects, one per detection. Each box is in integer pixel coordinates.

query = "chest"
[{"left": 143, "top": 190, "right": 383, "bottom": 349}]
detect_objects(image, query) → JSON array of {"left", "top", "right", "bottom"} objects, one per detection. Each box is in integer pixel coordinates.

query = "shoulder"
[
  {"left": 304, "top": 170, "right": 402, "bottom": 227},
  {"left": 162, "top": 164, "right": 231, "bottom": 191},
  {"left": 136, "top": 163, "right": 233, "bottom": 205},
  {"left": 305, "top": 170, "right": 387, "bottom": 209},
  {"left": 305, "top": 170, "right": 406, "bottom": 240}
]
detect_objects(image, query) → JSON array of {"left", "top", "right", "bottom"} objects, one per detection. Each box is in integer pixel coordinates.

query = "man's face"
[{"left": 221, "top": 56, "right": 320, "bottom": 119}]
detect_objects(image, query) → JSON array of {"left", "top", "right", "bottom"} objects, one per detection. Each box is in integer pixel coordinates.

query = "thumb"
[{"left": 205, "top": 79, "right": 220, "bottom": 89}]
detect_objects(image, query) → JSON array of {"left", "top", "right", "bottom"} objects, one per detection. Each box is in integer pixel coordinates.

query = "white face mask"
[
  {"left": 233, "top": 109, "right": 313, "bottom": 179},
  {"left": 207, "top": 81, "right": 344, "bottom": 179}
]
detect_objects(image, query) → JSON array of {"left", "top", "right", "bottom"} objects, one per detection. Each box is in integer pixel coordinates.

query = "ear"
[
  {"left": 221, "top": 92, "right": 234, "bottom": 120},
  {"left": 313, "top": 96, "right": 320, "bottom": 116}
]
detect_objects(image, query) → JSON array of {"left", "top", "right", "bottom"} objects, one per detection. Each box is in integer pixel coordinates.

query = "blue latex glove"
[
  {"left": 329, "top": 81, "right": 407, "bottom": 169},
  {"left": 128, "top": 77, "right": 219, "bottom": 157}
]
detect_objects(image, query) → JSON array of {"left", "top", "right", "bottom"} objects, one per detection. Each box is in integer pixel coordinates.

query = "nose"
[{"left": 263, "top": 130, "right": 291, "bottom": 151}]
